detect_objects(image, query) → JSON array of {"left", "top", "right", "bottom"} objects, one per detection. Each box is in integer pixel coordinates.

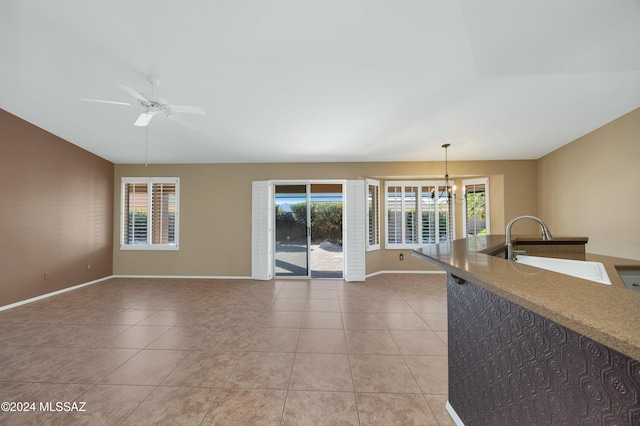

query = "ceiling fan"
[{"left": 81, "top": 75, "right": 205, "bottom": 131}]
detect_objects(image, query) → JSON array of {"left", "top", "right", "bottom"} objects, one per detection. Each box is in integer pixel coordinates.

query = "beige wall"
[
  {"left": 538, "top": 108, "right": 640, "bottom": 260},
  {"left": 0, "top": 110, "right": 114, "bottom": 306},
  {"left": 114, "top": 160, "right": 538, "bottom": 276}
]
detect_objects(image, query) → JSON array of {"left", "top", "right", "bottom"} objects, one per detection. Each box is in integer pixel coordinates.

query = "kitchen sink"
[
  {"left": 515, "top": 255, "right": 611, "bottom": 285},
  {"left": 616, "top": 268, "right": 640, "bottom": 292}
]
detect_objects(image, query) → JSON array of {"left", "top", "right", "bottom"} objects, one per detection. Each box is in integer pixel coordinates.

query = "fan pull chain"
[
  {"left": 144, "top": 78, "right": 155, "bottom": 167},
  {"left": 145, "top": 111, "right": 149, "bottom": 167}
]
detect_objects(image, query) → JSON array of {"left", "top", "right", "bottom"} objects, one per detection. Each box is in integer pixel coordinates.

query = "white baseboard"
[
  {"left": 111, "top": 275, "right": 253, "bottom": 280},
  {"left": 0, "top": 275, "right": 113, "bottom": 312},
  {"left": 446, "top": 401, "right": 465, "bottom": 426}
]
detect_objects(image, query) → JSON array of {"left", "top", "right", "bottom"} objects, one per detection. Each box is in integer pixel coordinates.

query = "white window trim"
[
  {"left": 462, "top": 177, "right": 490, "bottom": 237},
  {"left": 365, "top": 178, "right": 380, "bottom": 252},
  {"left": 384, "top": 180, "right": 453, "bottom": 250},
  {"left": 120, "top": 177, "right": 180, "bottom": 251}
]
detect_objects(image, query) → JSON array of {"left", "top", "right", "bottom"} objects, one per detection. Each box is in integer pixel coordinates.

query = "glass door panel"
[
  {"left": 274, "top": 185, "right": 309, "bottom": 277},
  {"left": 309, "top": 184, "right": 343, "bottom": 278}
]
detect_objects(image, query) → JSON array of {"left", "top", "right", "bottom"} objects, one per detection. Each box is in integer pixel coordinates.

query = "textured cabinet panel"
[{"left": 447, "top": 274, "right": 640, "bottom": 425}]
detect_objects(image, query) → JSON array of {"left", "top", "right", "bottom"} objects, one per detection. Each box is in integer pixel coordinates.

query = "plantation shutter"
[
  {"left": 463, "top": 178, "right": 490, "bottom": 237},
  {"left": 420, "top": 186, "right": 436, "bottom": 244},
  {"left": 151, "top": 182, "right": 177, "bottom": 245},
  {"left": 121, "top": 177, "right": 179, "bottom": 249},
  {"left": 124, "top": 183, "right": 148, "bottom": 244},
  {"left": 387, "top": 185, "right": 402, "bottom": 244},
  {"left": 405, "top": 186, "right": 419, "bottom": 243},
  {"left": 345, "top": 180, "right": 365, "bottom": 281},
  {"left": 252, "top": 181, "right": 273, "bottom": 280},
  {"left": 366, "top": 179, "right": 380, "bottom": 251},
  {"left": 384, "top": 181, "right": 453, "bottom": 248}
]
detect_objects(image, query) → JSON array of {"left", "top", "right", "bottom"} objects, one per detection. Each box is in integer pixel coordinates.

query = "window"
[
  {"left": 121, "top": 177, "right": 179, "bottom": 250},
  {"left": 463, "top": 178, "right": 490, "bottom": 237},
  {"left": 384, "top": 181, "right": 453, "bottom": 249},
  {"left": 366, "top": 179, "right": 380, "bottom": 251}
]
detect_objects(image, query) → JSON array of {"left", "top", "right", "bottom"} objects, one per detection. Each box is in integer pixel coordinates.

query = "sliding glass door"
[
  {"left": 274, "top": 185, "right": 309, "bottom": 277},
  {"left": 274, "top": 183, "right": 343, "bottom": 278},
  {"left": 309, "top": 184, "right": 343, "bottom": 278}
]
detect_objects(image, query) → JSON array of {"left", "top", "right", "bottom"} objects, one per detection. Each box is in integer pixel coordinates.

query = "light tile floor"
[{"left": 0, "top": 274, "right": 454, "bottom": 425}]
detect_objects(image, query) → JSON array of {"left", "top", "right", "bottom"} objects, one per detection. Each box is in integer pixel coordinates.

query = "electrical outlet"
[
  {"left": 44, "top": 271, "right": 50, "bottom": 280},
  {"left": 399, "top": 253, "right": 404, "bottom": 261},
  {"left": 86, "top": 264, "right": 91, "bottom": 270}
]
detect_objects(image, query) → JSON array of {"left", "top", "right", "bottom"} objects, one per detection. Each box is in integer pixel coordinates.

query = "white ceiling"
[{"left": 2, "top": 0, "right": 639, "bottom": 164}]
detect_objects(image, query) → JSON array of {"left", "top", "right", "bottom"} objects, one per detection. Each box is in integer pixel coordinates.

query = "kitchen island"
[{"left": 413, "top": 235, "right": 640, "bottom": 425}]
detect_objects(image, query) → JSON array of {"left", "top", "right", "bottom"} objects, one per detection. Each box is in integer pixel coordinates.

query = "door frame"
[{"left": 252, "top": 179, "right": 366, "bottom": 281}]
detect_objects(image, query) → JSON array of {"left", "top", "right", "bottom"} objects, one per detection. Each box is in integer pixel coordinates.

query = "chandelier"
[{"left": 441, "top": 143, "right": 462, "bottom": 240}]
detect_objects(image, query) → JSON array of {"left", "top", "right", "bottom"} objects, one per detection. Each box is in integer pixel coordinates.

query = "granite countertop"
[{"left": 413, "top": 235, "right": 640, "bottom": 361}]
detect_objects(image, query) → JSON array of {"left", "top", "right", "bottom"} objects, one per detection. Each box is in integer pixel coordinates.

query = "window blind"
[{"left": 366, "top": 179, "right": 380, "bottom": 251}]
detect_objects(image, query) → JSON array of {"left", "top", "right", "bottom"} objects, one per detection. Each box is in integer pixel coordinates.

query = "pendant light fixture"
[{"left": 442, "top": 143, "right": 456, "bottom": 241}]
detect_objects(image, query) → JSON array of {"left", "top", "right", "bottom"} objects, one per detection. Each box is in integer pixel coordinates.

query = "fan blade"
[
  {"left": 166, "top": 113, "right": 201, "bottom": 131},
  {"left": 80, "top": 98, "right": 131, "bottom": 106},
  {"left": 167, "top": 104, "right": 205, "bottom": 115},
  {"left": 115, "top": 83, "right": 149, "bottom": 103},
  {"left": 134, "top": 112, "right": 156, "bottom": 126}
]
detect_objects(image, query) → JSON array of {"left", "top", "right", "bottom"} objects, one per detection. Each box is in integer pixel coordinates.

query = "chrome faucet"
[{"left": 506, "top": 215, "right": 553, "bottom": 261}]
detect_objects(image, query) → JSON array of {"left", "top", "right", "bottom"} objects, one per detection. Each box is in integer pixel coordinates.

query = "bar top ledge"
[{"left": 413, "top": 235, "right": 640, "bottom": 361}]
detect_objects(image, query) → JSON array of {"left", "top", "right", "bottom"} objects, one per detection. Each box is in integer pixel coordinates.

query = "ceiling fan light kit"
[{"left": 134, "top": 111, "right": 157, "bottom": 127}]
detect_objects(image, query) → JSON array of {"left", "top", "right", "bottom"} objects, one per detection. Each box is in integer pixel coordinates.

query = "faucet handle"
[{"left": 512, "top": 249, "right": 527, "bottom": 260}]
